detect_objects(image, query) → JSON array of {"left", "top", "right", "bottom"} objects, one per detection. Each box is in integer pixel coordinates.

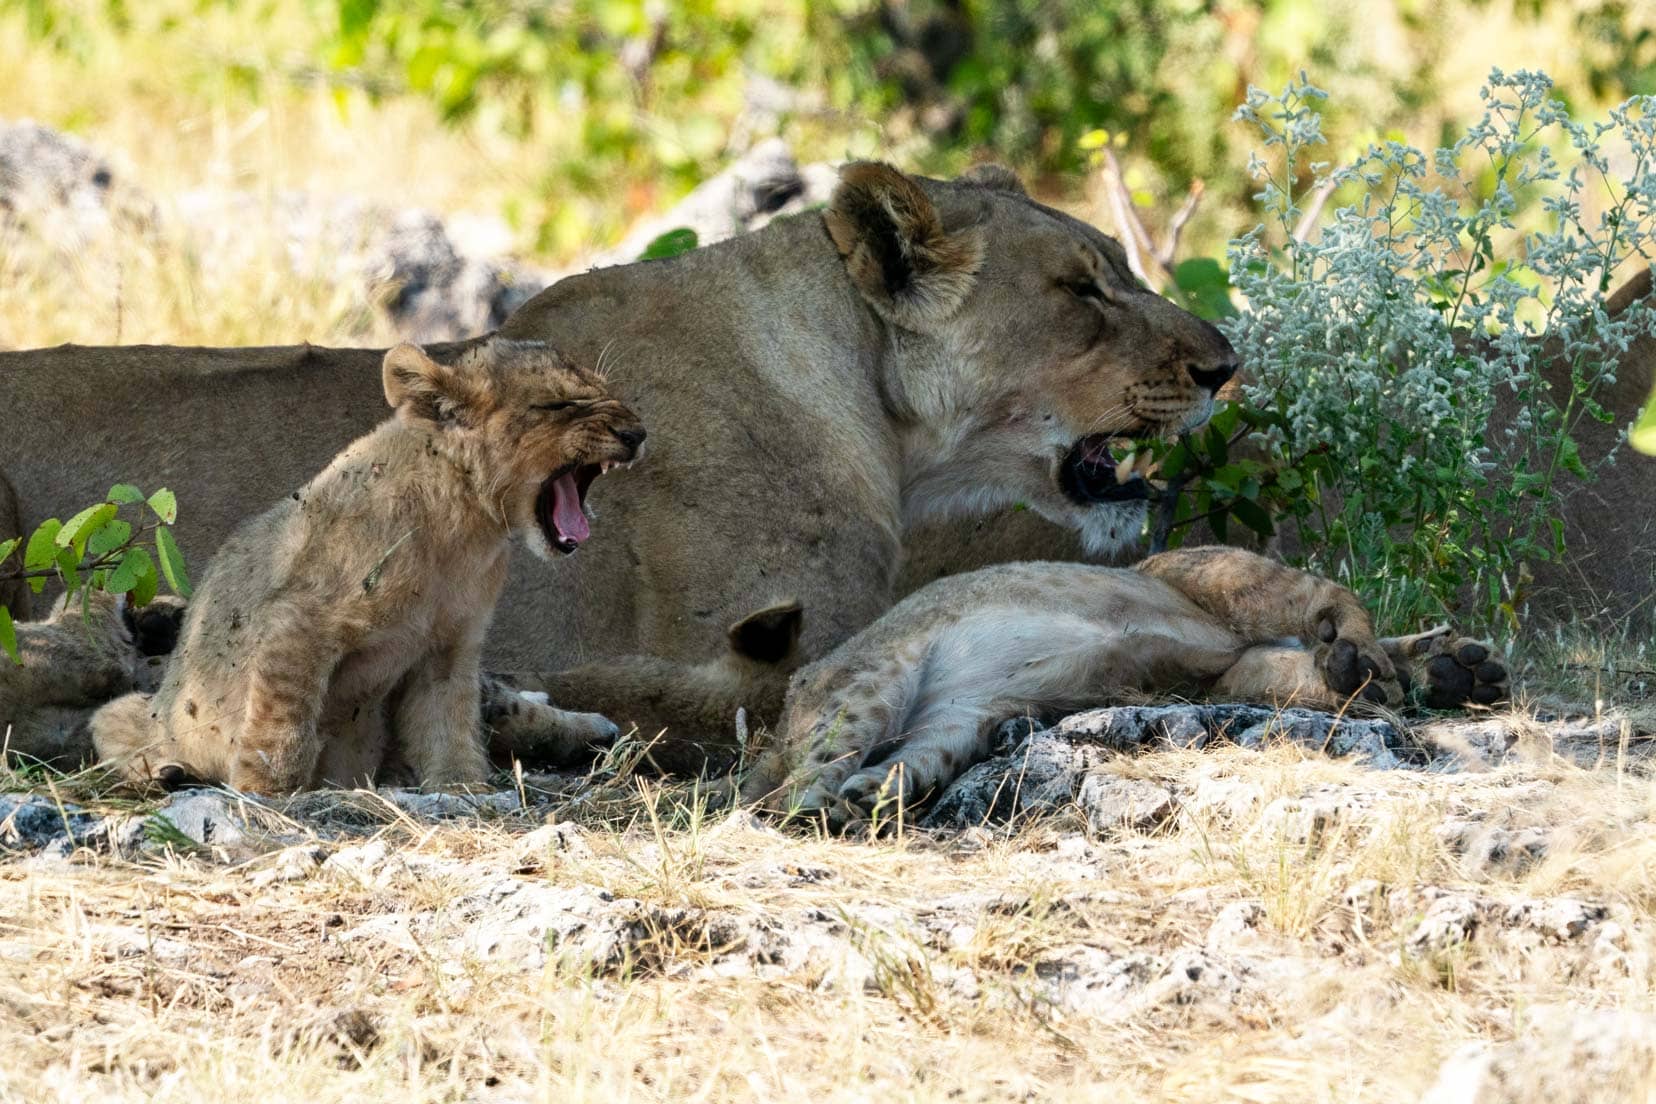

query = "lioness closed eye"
[
  {"left": 742, "top": 547, "right": 1508, "bottom": 825},
  {"left": 90, "top": 337, "right": 645, "bottom": 795}
]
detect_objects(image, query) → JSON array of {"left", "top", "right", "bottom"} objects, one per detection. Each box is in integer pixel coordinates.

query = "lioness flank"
[{"left": 90, "top": 337, "right": 644, "bottom": 794}]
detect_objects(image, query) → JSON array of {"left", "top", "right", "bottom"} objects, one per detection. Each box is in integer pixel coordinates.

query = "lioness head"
[
  {"left": 825, "top": 162, "right": 1237, "bottom": 553},
  {"left": 382, "top": 337, "right": 646, "bottom": 560}
]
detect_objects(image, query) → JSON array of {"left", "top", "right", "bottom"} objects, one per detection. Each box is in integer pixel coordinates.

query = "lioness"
[
  {"left": 741, "top": 547, "right": 1508, "bottom": 823},
  {"left": 0, "top": 163, "right": 1236, "bottom": 765},
  {"left": 90, "top": 338, "right": 644, "bottom": 794}
]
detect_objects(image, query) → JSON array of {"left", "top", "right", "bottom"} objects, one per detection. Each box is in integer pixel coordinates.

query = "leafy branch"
[{"left": 0, "top": 484, "right": 192, "bottom": 666}]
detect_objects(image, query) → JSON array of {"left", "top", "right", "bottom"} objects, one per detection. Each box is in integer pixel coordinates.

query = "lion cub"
[
  {"left": 91, "top": 338, "right": 645, "bottom": 794},
  {"left": 743, "top": 547, "right": 1507, "bottom": 823}
]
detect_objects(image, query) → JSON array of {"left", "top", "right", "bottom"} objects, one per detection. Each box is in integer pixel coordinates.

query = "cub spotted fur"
[
  {"left": 743, "top": 547, "right": 1507, "bottom": 824},
  {"left": 0, "top": 590, "right": 183, "bottom": 769},
  {"left": 90, "top": 338, "right": 644, "bottom": 794}
]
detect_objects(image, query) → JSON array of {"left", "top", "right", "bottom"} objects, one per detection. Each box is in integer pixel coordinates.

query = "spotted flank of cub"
[
  {"left": 743, "top": 547, "right": 1508, "bottom": 826},
  {"left": 89, "top": 337, "right": 645, "bottom": 795}
]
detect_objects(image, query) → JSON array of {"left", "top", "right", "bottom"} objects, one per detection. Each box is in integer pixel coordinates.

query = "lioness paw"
[{"left": 1314, "top": 631, "right": 1402, "bottom": 707}]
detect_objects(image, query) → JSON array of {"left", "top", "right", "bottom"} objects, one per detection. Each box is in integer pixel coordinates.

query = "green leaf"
[
  {"left": 1232, "top": 497, "right": 1276, "bottom": 539},
  {"left": 108, "top": 547, "right": 154, "bottom": 595},
  {"left": 155, "top": 527, "right": 192, "bottom": 598},
  {"left": 1632, "top": 389, "right": 1656, "bottom": 455},
  {"left": 107, "top": 483, "right": 144, "bottom": 504},
  {"left": 25, "top": 520, "right": 62, "bottom": 594},
  {"left": 58, "top": 502, "right": 117, "bottom": 558},
  {"left": 0, "top": 606, "right": 17, "bottom": 666},
  {"left": 0, "top": 537, "right": 17, "bottom": 566},
  {"left": 636, "top": 227, "right": 698, "bottom": 262},
  {"left": 55, "top": 547, "right": 81, "bottom": 596},
  {"left": 1171, "top": 257, "right": 1238, "bottom": 320},
  {"left": 146, "top": 488, "right": 178, "bottom": 525},
  {"left": 86, "top": 519, "right": 132, "bottom": 559},
  {"left": 131, "top": 562, "right": 159, "bottom": 607}
]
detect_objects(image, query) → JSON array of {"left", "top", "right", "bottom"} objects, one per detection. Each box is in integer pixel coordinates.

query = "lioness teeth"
[{"left": 1114, "top": 452, "right": 1137, "bottom": 485}]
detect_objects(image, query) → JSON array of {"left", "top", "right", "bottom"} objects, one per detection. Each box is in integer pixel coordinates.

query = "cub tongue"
[{"left": 550, "top": 471, "right": 590, "bottom": 544}]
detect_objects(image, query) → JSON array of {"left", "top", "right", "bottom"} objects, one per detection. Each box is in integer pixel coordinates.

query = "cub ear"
[
  {"left": 726, "top": 600, "right": 804, "bottom": 666},
  {"left": 960, "top": 163, "right": 1027, "bottom": 196},
  {"left": 824, "top": 162, "right": 984, "bottom": 330},
  {"left": 382, "top": 343, "right": 486, "bottom": 426}
]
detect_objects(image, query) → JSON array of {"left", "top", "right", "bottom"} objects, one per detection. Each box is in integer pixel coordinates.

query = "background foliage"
[{"left": 4, "top": 0, "right": 1656, "bottom": 634}]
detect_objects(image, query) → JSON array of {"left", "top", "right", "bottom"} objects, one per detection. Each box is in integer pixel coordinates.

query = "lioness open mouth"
[
  {"left": 1060, "top": 434, "right": 1157, "bottom": 506},
  {"left": 536, "top": 462, "right": 618, "bottom": 554}
]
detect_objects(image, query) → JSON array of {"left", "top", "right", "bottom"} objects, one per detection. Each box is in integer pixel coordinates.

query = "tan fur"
[
  {"left": 742, "top": 548, "right": 1503, "bottom": 824},
  {"left": 0, "top": 164, "right": 1234, "bottom": 761},
  {"left": 0, "top": 590, "right": 178, "bottom": 768},
  {"left": 0, "top": 470, "right": 27, "bottom": 621},
  {"left": 89, "top": 338, "right": 644, "bottom": 794}
]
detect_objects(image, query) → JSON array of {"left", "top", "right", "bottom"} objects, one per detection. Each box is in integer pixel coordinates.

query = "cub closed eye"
[{"left": 535, "top": 400, "right": 581, "bottom": 412}]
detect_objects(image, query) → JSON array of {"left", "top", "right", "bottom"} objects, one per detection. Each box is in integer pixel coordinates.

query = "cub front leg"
[
  {"left": 1138, "top": 546, "right": 1402, "bottom": 706},
  {"left": 744, "top": 651, "right": 925, "bottom": 818},
  {"left": 395, "top": 640, "right": 490, "bottom": 789},
  {"left": 481, "top": 673, "right": 618, "bottom": 768},
  {"left": 233, "top": 603, "right": 337, "bottom": 794}
]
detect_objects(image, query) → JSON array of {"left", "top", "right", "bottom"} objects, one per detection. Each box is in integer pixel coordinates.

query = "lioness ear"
[
  {"left": 382, "top": 343, "right": 486, "bottom": 426},
  {"left": 726, "top": 600, "right": 804, "bottom": 665},
  {"left": 824, "top": 162, "right": 984, "bottom": 330},
  {"left": 960, "top": 163, "right": 1027, "bottom": 196}
]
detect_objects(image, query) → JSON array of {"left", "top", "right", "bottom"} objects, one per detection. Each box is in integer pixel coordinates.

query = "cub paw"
[
  {"left": 1417, "top": 637, "right": 1509, "bottom": 710},
  {"left": 1314, "top": 621, "right": 1403, "bottom": 707},
  {"left": 837, "top": 764, "right": 919, "bottom": 822}
]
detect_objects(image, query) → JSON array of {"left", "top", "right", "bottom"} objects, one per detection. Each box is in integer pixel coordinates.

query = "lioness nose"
[
  {"left": 613, "top": 426, "right": 647, "bottom": 452},
  {"left": 1187, "top": 361, "right": 1238, "bottom": 394}
]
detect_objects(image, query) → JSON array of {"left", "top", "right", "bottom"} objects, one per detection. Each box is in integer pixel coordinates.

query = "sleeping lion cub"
[
  {"left": 91, "top": 338, "right": 645, "bottom": 794},
  {"left": 742, "top": 547, "right": 1507, "bottom": 824}
]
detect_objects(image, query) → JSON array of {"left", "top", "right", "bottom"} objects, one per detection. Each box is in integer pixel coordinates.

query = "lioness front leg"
[
  {"left": 395, "top": 640, "right": 490, "bottom": 789},
  {"left": 1138, "top": 546, "right": 1401, "bottom": 706}
]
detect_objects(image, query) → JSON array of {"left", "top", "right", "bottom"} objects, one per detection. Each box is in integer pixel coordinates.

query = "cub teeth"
[{"left": 1114, "top": 452, "right": 1137, "bottom": 486}]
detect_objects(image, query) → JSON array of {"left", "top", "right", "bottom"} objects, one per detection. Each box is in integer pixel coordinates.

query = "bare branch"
[
  {"left": 1156, "top": 180, "right": 1204, "bottom": 270},
  {"left": 1292, "top": 174, "right": 1340, "bottom": 244}
]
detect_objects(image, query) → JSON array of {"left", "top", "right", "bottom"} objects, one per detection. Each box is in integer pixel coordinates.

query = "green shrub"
[{"left": 1151, "top": 70, "right": 1656, "bottom": 633}]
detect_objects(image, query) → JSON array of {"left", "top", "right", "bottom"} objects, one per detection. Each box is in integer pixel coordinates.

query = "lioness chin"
[{"left": 90, "top": 337, "right": 644, "bottom": 795}]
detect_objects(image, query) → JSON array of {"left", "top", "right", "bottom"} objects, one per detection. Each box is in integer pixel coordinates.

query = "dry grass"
[{"left": 1, "top": 739, "right": 1651, "bottom": 1103}]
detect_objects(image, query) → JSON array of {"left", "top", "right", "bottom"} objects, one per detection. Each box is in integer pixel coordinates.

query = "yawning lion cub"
[{"left": 91, "top": 338, "right": 645, "bottom": 794}]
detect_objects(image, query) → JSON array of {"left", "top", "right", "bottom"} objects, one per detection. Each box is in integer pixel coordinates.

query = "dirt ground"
[{"left": 1, "top": 713, "right": 1651, "bottom": 1104}]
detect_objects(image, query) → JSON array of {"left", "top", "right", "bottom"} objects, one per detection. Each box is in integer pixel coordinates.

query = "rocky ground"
[{"left": 1, "top": 704, "right": 1651, "bottom": 1102}]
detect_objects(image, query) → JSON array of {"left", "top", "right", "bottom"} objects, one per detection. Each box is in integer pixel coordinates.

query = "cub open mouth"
[
  {"left": 536, "top": 463, "right": 605, "bottom": 554},
  {"left": 1060, "top": 434, "right": 1156, "bottom": 506}
]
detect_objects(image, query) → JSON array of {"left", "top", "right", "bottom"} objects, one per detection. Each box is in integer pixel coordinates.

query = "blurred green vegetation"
[{"left": 9, "top": 0, "right": 1656, "bottom": 258}]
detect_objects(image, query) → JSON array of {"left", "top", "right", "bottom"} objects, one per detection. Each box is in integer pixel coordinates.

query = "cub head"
[
  {"left": 382, "top": 338, "right": 646, "bottom": 560},
  {"left": 825, "top": 162, "right": 1238, "bottom": 554}
]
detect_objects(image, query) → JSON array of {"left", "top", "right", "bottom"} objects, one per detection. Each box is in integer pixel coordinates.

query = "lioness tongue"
[{"left": 551, "top": 472, "right": 590, "bottom": 544}]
